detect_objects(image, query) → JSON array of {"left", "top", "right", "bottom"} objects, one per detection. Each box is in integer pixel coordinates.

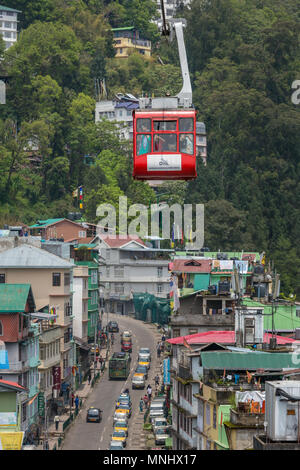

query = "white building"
[
  {"left": 93, "top": 234, "right": 172, "bottom": 316},
  {"left": 95, "top": 97, "right": 139, "bottom": 140},
  {"left": 72, "top": 265, "right": 89, "bottom": 343},
  {"left": 0, "top": 5, "right": 21, "bottom": 50}
]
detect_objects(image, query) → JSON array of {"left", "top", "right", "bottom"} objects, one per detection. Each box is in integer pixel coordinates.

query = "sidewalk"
[{"left": 37, "top": 344, "right": 110, "bottom": 450}]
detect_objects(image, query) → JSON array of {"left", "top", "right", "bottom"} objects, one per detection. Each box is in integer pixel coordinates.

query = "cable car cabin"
[{"left": 133, "top": 109, "right": 197, "bottom": 180}]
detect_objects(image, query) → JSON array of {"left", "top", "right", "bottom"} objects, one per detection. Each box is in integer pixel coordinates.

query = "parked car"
[
  {"left": 107, "top": 321, "right": 119, "bottom": 332},
  {"left": 115, "top": 403, "right": 131, "bottom": 418},
  {"left": 111, "top": 429, "right": 127, "bottom": 447},
  {"left": 109, "top": 440, "right": 124, "bottom": 450},
  {"left": 138, "top": 359, "right": 150, "bottom": 370},
  {"left": 86, "top": 407, "right": 102, "bottom": 423},
  {"left": 152, "top": 417, "right": 168, "bottom": 433},
  {"left": 138, "top": 348, "right": 151, "bottom": 362},
  {"left": 114, "top": 409, "right": 128, "bottom": 423},
  {"left": 116, "top": 394, "right": 131, "bottom": 407},
  {"left": 149, "top": 402, "right": 167, "bottom": 421},
  {"left": 154, "top": 427, "right": 169, "bottom": 446},
  {"left": 114, "top": 420, "right": 128, "bottom": 436},
  {"left": 132, "top": 373, "right": 145, "bottom": 389}
]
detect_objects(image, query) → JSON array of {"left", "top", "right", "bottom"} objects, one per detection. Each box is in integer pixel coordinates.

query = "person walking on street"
[
  {"left": 155, "top": 375, "right": 160, "bottom": 389},
  {"left": 75, "top": 395, "right": 79, "bottom": 412},
  {"left": 139, "top": 398, "right": 144, "bottom": 412},
  {"left": 54, "top": 415, "right": 60, "bottom": 431},
  {"left": 157, "top": 346, "right": 161, "bottom": 359},
  {"left": 147, "top": 384, "right": 152, "bottom": 401},
  {"left": 71, "top": 392, "right": 75, "bottom": 408},
  {"left": 143, "top": 394, "right": 148, "bottom": 407}
]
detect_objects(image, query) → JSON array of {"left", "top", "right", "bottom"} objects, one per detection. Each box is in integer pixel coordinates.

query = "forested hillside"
[{"left": 0, "top": 0, "right": 299, "bottom": 296}]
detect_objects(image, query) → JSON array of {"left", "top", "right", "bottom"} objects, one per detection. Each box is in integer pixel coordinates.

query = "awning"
[
  {"left": 74, "top": 337, "right": 91, "bottom": 351},
  {"left": 30, "top": 312, "right": 58, "bottom": 320}
]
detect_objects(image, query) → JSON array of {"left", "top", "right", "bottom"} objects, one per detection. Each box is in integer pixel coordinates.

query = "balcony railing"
[{"left": 178, "top": 364, "right": 192, "bottom": 381}]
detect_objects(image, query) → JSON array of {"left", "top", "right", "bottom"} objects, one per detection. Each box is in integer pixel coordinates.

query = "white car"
[
  {"left": 154, "top": 427, "right": 169, "bottom": 446},
  {"left": 152, "top": 417, "right": 168, "bottom": 433},
  {"left": 138, "top": 348, "right": 151, "bottom": 362}
]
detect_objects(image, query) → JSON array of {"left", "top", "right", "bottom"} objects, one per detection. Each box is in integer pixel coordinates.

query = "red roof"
[
  {"left": 167, "top": 330, "right": 300, "bottom": 345},
  {"left": 100, "top": 234, "right": 146, "bottom": 248},
  {"left": 0, "top": 379, "right": 25, "bottom": 391},
  {"left": 172, "top": 259, "right": 212, "bottom": 273}
]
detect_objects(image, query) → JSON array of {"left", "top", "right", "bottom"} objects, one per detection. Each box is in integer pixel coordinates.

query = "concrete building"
[
  {"left": 94, "top": 234, "right": 172, "bottom": 316},
  {"left": 95, "top": 97, "right": 139, "bottom": 140},
  {"left": 29, "top": 218, "right": 94, "bottom": 244},
  {"left": 0, "top": 244, "right": 75, "bottom": 398},
  {"left": 0, "top": 4, "right": 21, "bottom": 50},
  {"left": 112, "top": 27, "right": 151, "bottom": 58}
]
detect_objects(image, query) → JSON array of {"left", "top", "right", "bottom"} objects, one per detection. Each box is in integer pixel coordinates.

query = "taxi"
[
  {"left": 132, "top": 372, "right": 145, "bottom": 389},
  {"left": 138, "top": 360, "right": 150, "bottom": 370},
  {"left": 113, "top": 409, "right": 128, "bottom": 423},
  {"left": 111, "top": 429, "right": 127, "bottom": 447},
  {"left": 116, "top": 403, "right": 131, "bottom": 418},
  {"left": 114, "top": 420, "right": 129, "bottom": 436}
]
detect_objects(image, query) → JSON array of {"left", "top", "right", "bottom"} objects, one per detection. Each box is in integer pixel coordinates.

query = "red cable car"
[{"left": 133, "top": 108, "right": 197, "bottom": 180}]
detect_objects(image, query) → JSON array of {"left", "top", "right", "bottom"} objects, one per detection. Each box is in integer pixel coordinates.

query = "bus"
[{"left": 108, "top": 352, "right": 131, "bottom": 380}]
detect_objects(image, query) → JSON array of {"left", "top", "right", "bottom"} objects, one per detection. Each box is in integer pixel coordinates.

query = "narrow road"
[{"left": 62, "top": 314, "right": 162, "bottom": 450}]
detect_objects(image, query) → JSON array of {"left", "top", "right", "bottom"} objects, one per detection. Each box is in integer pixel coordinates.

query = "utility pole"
[{"left": 43, "top": 396, "right": 49, "bottom": 450}]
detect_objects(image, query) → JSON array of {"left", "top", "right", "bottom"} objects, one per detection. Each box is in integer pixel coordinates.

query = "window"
[
  {"left": 91, "top": 290, "right": 98, "bottom": 305},
  {"left": 157, "top": 267, "right": 163, "bottom": 278},
  {"left": 52, "top": 273, "right": 61, "bottom": 286},
  {"left": 137, "top": 118, "right": 151, "bottom": 132},
  {"left": 0, "top": 274, "right": 5, "bottom": 283},
  {"left": 64, "top": 272, "right": 70, "bottom": 286},
  {"left": 5, "top": 22, "right": 11, "bottom": 28},
  {"left": 157, "top": 284, "right": 163, "bottom": 294},
  {"left": 213, "top": 405, "right": 217, "bottom": 429},
  {"left": 154, "top": 133, "right": 177, "bottom": 152},
  {"left": 22, "top": 403, "right": 27, "bottom": 422},
  {"left": 206, "top": 403, "right": 211, "bottom": 426},
  {"left": 0, "top": 320, "right": 3, "bottom": 336},
  {"left": 91, "top": 270, "right": 98, "bottom": 284},
  {"left": 179, "top": 134, "right": 194, "bottom": 155},
  {"left": 179, "top": 118, "right": 194, "bottom": 132},
  {"left": 78, "top": 231, "right": 86, "bottom": 238},
  {"left": 114, "top": 266, "right": 124, "bottom": 278},
  {"left": 154, "top": 120, "right": 176, "bottom": 131},
  {"left": 137, "top": 134, "right": 151, "bottom": 155},
  {"left": 115, "top": 283, "right": 124, "bottom": 294},
  {"left": 189, "top": 329, "right": 198, "bottom": 335}
]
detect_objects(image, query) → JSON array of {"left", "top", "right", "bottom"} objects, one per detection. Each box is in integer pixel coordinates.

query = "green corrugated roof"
[
  {"left": 112, "top": 26, "right": 135, "bottom": 32},
  {"left": 201, "top": 351, "right": 296, "bottom": 370},
  {"left": 0, "top": 5, "right": 21, "bottom": 13},
  {"left": 75, "top": 244, "right": 98, "bottom": 249},
  {"left": 0, "top": 284, "right": 35, "bottom": 313},
  {"left": 29, "top": 218, "right": 64, "bottom": 228}
]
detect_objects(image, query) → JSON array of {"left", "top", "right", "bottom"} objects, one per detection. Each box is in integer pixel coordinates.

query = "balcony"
[
  {"left": 230, "top": 407, "right": 265, "bottom": 427},
  {"left": 178, "top": 364, "right": 193, "bottom": 381}
]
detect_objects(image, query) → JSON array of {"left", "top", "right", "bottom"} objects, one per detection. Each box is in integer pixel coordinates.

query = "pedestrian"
[
  {"left": 71, "top": 392, "right": 74, "bottom": 407},
  {"left": 162, "top": 334, "right": 166, "bottom": 342},
  {"left": 75, "top": 395, "right": 79, "bottom": 412},
  {"left": 155, "top": 375, "right": 160, "bottom": 388},
  {"left": 139, "top": 398, "right": 144, "bottom": 412},
  {"left": 157, "top": 347, "right": 161, "bottom": 358},
  {"left": 143, "top": 394, "right": 148, "bottom": 407},
  {"left": 147, "top": 384, "right": 152, "bottom": 401},
  {"left": 88, "top": 371, "right": 91, "bottom": 385},
  {"left": 54, "top": 415, "right": 60, "bottom": 431}
]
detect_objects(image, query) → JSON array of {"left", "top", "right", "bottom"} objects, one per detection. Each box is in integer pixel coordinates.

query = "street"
[{"left": 61, "top": 314, "right": 162, "bottom": 450}]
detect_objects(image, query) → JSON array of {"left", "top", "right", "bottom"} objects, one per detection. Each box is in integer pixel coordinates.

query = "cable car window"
[
  {"left": 179, "top": 118, "right": 194, "bottom": 132},
  {"left": 179, "top": 134, "right": 194, "bottom": 155},
  {"left": 137, "top": 134, "right": 151, "bottom": 155},
  {"left": 154, "top": 134, "right": 177, "bottom": 152},
  {"left": 153, "top": 121, "right": 177, "bottom": 131},
  {"left": 137, "top": 118, "right": 151, "bottom": 132}
]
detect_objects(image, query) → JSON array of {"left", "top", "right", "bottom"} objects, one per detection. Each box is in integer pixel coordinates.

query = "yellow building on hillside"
[{"left": 112, "top": 27, "right": 151, "bottom": 58}]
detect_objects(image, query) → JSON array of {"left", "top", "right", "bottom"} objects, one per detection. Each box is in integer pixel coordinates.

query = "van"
[{"left": 149, "top": 402, "right": 165, "bottom": 420}]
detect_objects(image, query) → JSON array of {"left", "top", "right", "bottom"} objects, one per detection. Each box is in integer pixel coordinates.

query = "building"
[
  {"left": 95, "top": 95, "right": 139, "bottom": 140},
  {"left": 0, "top": 379, "right": 28, "bottom": 449},
  {"left": 112, "top": 27, "right": 151, "bottom": 58},
  {"left": 0, "top": 244, "right": 75, "bottom": 402},
  {"left": 0, "top": 4, "right": 21, "bottom": 50},
  {"left": 0, "top": 283, "right": 39, "bottom": 441},
  {"left": 73, "top": 244, "right": 100, "bottom": 343},
  {"left": 29, "top": 218, "right": 94, "bottom": 244},
  {"left": 95, "top": 234, "right": 172, "bottom": 316},
  {"left": 196, "top": 122, "right": 207, "bottom": 165}
]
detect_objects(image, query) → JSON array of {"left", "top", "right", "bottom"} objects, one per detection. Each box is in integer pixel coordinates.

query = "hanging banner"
[
  {"left": 234, "top": 260, "right": 248, "bottom": 274},
  {"left": 0, "top": 412, "right": 17, "bottom": 427},
  {"left": 0, "top": 432, "right": 24, "bottom": 450},
  {"left": 163, "top": 358, "right": 170, "bottom": 385},
  {"left": 38, "top": 392, "right": 45, "bottom": 417}
]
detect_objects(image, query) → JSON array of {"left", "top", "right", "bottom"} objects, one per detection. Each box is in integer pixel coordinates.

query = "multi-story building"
[
  {"left": 112, "top": 27, "right": 151, "bottom": 58},
  {"left": 73, "top": 244, "right": 100, "bottom": 343},
  {"left": 0, "top": 4, "right": 21, "bottom": 50},
  {"left": 95, "top": 234, "right": 172, "bottom": 316},
  {"left": 29, "top": 218, "right": 94, "bottom": 244},
  {"left": 95, "top": 96, "right": 139, "bottom": 140},
  {"left": 0, "top": 378, "right": 28, "bottom": 449},
  {"left": 0, "top": 283, "right": 39, "bottom": 440},
  {"left": 0, "top": 244, "right": 75, "bottom": 401}
]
